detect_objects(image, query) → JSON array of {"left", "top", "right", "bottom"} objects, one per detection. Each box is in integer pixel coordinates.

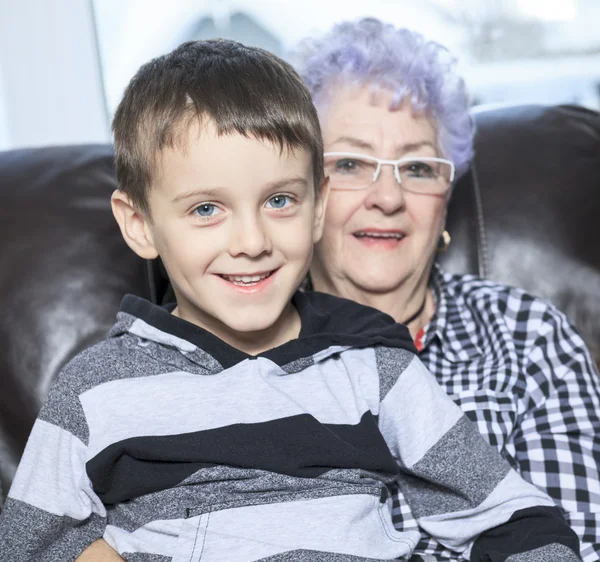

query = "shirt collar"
[{"left": 420, "top": 264, "right": 483, "bottom": 361}]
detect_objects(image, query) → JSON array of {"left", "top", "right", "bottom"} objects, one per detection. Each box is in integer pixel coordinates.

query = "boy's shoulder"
[
  {"left": 35, "top": 330, "right": 153, "bottom": 442},
  {"left": 54, "top": 316, "right": 166, "bottom": 398}
]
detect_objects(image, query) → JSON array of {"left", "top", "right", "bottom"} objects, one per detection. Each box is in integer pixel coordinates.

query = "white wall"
[
  {"left": 0, "top": 64, "right": 9, "bottom": 150},
  {"left": 0, "top": 0, "right": 110, "bottom": 150}
]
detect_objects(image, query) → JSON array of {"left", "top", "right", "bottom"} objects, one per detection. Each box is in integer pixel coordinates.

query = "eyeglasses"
[{"left": 323, "top": 152, "right": 455, "bottom": 195}]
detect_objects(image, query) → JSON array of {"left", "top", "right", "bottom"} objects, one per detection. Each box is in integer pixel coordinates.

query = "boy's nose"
[{"left": 228, "top": 216, "right": 272, "bottom": 258}]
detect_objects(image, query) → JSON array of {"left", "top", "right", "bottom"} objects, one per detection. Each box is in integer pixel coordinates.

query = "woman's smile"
[{"left": 352, "top": 228, "right": 406, "bottom": 249}]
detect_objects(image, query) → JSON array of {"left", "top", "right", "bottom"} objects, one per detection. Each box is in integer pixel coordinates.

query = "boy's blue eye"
[
  {"left": 266, "top": 195, "right": 291, "bottom": 209},
  {"left": 194, "top": 203, "right": 220, "bottom": 217}
]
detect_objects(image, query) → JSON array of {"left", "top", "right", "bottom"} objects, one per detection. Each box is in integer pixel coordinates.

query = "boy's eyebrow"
[
  {"left": 264, "top": 176, "right": 309, "bottom": 192},
  {"left": 172, "top": 187, "right": 224, "bottom": 203},
  {"left": 171, "top": 177, "right": 309, "bottom": 203}
]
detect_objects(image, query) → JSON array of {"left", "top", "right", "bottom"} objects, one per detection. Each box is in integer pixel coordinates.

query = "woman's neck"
[
  {"left": 403, "top": 288, "right": 435, "bottom": 339},
  {"left": 311, "top": 275, "right": 435, "bottom": 340}
]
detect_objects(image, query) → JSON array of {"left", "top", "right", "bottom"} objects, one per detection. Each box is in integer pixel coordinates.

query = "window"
[
  {"left": 92, "top": 0, "right": 600, "bottom": 117},
  {"left": 0, "top": 69, "right": 9, "bottom": 150}
]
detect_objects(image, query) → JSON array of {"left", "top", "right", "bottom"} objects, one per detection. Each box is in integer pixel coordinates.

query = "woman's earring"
[{"left": 437, "top": 230, "right": 451, "bottom": 253}]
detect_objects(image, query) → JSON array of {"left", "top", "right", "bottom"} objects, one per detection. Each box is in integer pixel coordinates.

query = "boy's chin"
[
  {"left": 219, "top": 304, "right": 298, "bottom": 342},
  {"left": 221, "top": 313, "right": 283, "bottom": 335}
]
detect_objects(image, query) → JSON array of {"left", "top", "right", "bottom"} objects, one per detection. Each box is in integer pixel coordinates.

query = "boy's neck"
[{"left": 171, "top": 300, "right": 302, "bottom": 356}]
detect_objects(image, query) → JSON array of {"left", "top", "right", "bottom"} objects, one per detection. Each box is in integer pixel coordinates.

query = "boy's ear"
[
  {"left": 111, "top": 190, "right": 159, "bottom": 260},
  {"left": 312, "top": 176, "right": 330, "bottom": 244}
]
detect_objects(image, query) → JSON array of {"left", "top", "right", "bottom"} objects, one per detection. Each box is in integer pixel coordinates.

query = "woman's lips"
[{"left": 353, "top": 230, "right": 406, "bottom": 249}]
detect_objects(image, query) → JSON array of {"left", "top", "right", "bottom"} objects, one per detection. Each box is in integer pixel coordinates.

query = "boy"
[{"left": 0, "top": 40, "right": 581, "bottom": 562}]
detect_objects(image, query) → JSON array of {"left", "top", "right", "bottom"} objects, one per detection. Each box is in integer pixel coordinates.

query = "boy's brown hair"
[{"left": 112, "top": 39, "right": 324, "bottom": 215}]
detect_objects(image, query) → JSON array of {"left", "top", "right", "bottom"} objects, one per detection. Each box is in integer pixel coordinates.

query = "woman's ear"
[
  {"left": 313, "top": 177, "right": 331, "bottom": 243},
  {"left": 110, "top": 190, "right": 159, "bottom": 259}
]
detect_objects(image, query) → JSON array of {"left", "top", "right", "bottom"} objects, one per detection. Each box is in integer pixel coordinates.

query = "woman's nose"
[{"left": 364, "top": 164, "right": 405, "bottom": 214}]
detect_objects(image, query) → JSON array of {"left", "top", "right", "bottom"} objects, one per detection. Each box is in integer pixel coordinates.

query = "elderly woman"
[{"left": 295, "top": 18, "right": 600, "bottom": 561}]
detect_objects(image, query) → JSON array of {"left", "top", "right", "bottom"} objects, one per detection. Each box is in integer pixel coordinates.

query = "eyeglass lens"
[{"left": 324, "top": 155, "right": 451, "bottom": 193}]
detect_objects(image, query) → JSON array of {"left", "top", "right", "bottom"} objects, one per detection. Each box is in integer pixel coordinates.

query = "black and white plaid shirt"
[{"left": 395, "top": 266, "right": 600, "bottom": 561}]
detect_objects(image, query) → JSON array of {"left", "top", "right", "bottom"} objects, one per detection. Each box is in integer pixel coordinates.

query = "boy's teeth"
[{"left": 222, "top": 272, "right": 271, "bottom": 284}]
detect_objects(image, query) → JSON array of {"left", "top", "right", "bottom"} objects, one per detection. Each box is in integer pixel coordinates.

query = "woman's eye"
[
  {"left": 193, "top": 203, "right": 222, "bottom": 217},
  {"left": 266, "top": 195, "right": 292, "bottom": 209},
  {"left": 335, "top": 159, "right": 361, "bottom": 174},
  {"left": 403, "top": 161, "right": 435, "bottom": 178}
]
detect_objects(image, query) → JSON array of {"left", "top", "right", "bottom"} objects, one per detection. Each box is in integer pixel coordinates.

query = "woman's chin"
[{"left": 346, "top": 272, "right": 410, "bottom": 296}]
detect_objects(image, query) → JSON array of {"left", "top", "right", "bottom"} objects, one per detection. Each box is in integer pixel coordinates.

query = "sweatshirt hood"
[{"left": 109, "top": 291, "right": 416, "bottom": 371}]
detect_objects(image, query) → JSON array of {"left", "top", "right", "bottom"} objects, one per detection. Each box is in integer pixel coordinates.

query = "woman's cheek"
[
  {"left": 324, "top": 191, "right": 362, "bottom": 234},
  {"left": 410, "top": 196, "right": 447, "bottom": 244}
]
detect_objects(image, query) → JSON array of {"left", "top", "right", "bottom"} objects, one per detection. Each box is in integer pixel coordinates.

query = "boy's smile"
[
  {"left": 217, "top": 269, "right": 277, "bottom": 292},
  {"left": 114, "top": 121, "right": 327, "bottom": 355}
]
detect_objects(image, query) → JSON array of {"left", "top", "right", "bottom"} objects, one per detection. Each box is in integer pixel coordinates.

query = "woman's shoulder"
[
  {"left": 439, "top": 268, "right": 556, "bottom": 312},
  {"left": 436, "top": 268, "right": 581, "bottom": 348}
]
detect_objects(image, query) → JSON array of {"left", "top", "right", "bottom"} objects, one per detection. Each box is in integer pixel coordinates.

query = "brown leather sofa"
[{"left": 0, "top": 103, "right": 599, "bottom": 504}]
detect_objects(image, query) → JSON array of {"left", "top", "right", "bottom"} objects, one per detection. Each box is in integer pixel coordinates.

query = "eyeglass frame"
[{"left": 323, "top": 152, "right": 456, "bottom": 192}]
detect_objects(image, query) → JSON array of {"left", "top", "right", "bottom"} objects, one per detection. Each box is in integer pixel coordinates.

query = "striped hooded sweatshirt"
[{"left": 0, "top": 291, "right": 581, "bottom": 562}]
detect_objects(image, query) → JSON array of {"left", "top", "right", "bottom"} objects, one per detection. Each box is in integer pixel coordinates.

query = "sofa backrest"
[
  {"left": 442, "top": 104, "right": 600, "bottom": 365},
  {"left": 0, "top": 104, "right": 599, "bottom": 502},
  {"left": 0, "top": 145, "right": 149, "bottom": 500}
]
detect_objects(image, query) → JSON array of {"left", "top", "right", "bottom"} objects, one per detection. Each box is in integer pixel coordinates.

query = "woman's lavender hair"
[{"left": 294, "top": 18, "right": 475, "bottom": 176}]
